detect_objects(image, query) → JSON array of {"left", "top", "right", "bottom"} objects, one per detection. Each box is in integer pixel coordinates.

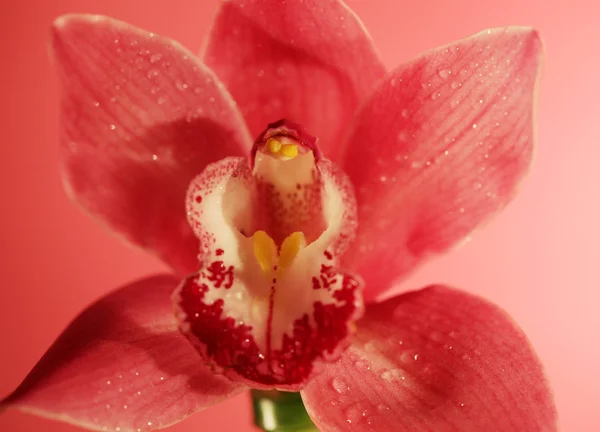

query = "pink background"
[{"left": 0, "top": 0, "right": 597, "bottom": 431}]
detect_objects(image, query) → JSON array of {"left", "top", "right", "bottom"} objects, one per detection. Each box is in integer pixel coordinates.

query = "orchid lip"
[{"left": 175, "top": 119, "right": 362, "bottom": 389}]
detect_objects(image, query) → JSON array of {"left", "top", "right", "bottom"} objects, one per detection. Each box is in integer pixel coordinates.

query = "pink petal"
[
  {"left": 339, "top": 28, "right": 543, "bottom": 300},
  {"left": 53, "top": 14, "right": 252, "bottom": 275},
  {"left": 203, "top": 0, "right": 385, "bottom": 157},
  {"left": 301, "top": 285, "right": 557, "bottom": 431},
  {"left": 1, "top": 275, "right": 244, "bottom": 431}
]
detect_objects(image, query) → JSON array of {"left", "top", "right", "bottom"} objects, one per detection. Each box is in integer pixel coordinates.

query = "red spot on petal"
[
  {"left": 324, "top": 250, "right": 333, "bottom": 260},
  {"left": 206, "top": 261, "right": 234, "bottom": 289},
  {"left": 312, "top": 277, "right": 321, "bottom": 290},
  {"left": 320, "top": 264, "right": 337, "bottom": 290},
  {"left": 195, "top": 195, "right": 202, "bottom": 203},
  {"left": 215, "top": 249, "right": 224, "bottom": 256}
]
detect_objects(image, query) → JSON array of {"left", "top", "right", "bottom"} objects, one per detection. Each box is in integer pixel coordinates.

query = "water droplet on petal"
[
  {"left": 354, "top": 359, "right": 371, "bottom": 371},
  {"left": 396, "top": 131, "right": 409, "bottom": 142},
  {"left": 332, "top": 377, "right": 350, "bottom": 394},
  {"left": 377, "top": 403, "right": 390, "bottom": 412}
]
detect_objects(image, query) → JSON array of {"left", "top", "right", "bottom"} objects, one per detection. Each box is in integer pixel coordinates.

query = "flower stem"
[{"left": 251, "top": 390, "right": 318, "bottom": 431}]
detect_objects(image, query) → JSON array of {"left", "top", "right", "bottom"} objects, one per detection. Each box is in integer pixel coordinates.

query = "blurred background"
[{"left": 0, "top": 0, "right": 597, "bottom": 431}]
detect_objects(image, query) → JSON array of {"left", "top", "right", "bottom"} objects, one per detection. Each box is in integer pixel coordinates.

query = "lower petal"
[
  {"left": 301, "top": 286, "right": 557, "bottom": 431},
  {"left": 1, "top": 275, "right": 244, "bottom": 431}
]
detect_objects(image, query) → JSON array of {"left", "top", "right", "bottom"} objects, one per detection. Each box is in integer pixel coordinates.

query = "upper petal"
[
  {"left": 301, "top": 285, "right": 557, "bottom": 432},
  {"left": 1, "top": 275, "right": 244, "bottom": 432},
  {"left": 53, "top": 14, "right": 252, "bottom": 275},
  {"left": 339, "top": 28, "right": 543, "bottom": 299},
  {"left": 203, "top": 0, "right": 386, "bottom": 157}
]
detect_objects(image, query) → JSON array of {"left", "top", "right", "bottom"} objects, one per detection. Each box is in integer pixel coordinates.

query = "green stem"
[{"left": 251, "top": 390, "right": 318, "bottom": 431}]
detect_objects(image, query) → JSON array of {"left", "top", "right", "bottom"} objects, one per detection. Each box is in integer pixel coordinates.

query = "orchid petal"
[
  {"left": 340, "top": 28, "right": 542, "bottom": 299},
  {"left": 301, "top": 285, "right": 557, "bottom": 431},
  {"left": 203, "top": 0, "right": 385, "bottom": 156},
  {"left": 1, "top": 275, "right": 244, "bottom": 432},
  {"left": 53, "top": 14, "right": 252, "bottom": 275}
]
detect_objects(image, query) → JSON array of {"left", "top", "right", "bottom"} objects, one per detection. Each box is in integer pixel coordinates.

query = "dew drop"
[
  {"left": 401, "top": 108, "right": 410, "bottom": 118},
  {"left": 400, "top": 352, "right": 412, "bottom": 363},
  {"left": 380, "top": 369, "right": 404, "bottom": 382},
  {"left": 430, "top": 331, "right": 443, "bottom": 342},
  {"left": 438, "top": 69, "right": 450, "bottom": 79},
  {"left": 377, "top": 403, "right": 390, "bottom": 412},
  {"left": 396, "top": 131, "right": 409, "bottom": 142},
  {"left": 175, "top": 80, "right": 189, "bottom": 91},
  {"left": 364, "top": 341, "right": 377, "bottom": 353},
  {"left": 332, "top": 377, "right": 350, "bottom": 394},
  {"left": 391, "top": 77, "right": 403, "bottom": 86},
  {"left": 354, "top": 359, "right": 371, "bottom": 371}
]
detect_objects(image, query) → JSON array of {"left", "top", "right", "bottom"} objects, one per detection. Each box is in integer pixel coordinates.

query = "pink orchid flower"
[{"left": 2, "top": 0, "right": 557, "bottom": 431}]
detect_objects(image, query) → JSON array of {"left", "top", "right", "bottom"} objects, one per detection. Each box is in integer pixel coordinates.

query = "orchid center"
[{"left": 174, "top": 119, "right": 363, "bottom": 389}]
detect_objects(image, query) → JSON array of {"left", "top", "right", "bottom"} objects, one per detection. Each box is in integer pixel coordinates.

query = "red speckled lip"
[
  {"left": 174, "top": 121, "right": 362, "bottom": 389},
  {"left": 176, "top": 263, "right": 361, "bottom": 387}
]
